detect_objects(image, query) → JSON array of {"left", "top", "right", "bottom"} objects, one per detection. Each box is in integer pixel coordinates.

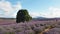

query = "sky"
[{"left": 0, "top": 0, "right": 60, "bottom": 18}]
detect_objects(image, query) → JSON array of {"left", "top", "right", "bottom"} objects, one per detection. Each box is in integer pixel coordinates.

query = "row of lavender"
[
  {"left": 43, "top": 21, "right": 60, "bottom": 34},
  {"left": 0, "top": 20, "right": 60, "bottom": 34}
]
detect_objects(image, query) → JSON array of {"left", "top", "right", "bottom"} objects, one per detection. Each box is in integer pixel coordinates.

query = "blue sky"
[{"left": 0, "top": 0, "right": 60, "bottom": 18}]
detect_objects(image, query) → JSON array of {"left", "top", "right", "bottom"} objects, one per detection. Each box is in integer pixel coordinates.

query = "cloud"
[
  {"left": 40, "top": 7, "right": 60, "bottom": 18},
  {"left": 0, "top": 0, "right": 21, "bottom": 18},
  {"left": 30, "top": 7, "right": 60, "bottom": 18},
  {"left": 29, "top": 12, "right": 40, "bottom": 18}
]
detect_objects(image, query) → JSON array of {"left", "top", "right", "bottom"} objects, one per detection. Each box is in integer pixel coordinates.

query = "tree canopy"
[{"left": 16, "top": 9, "right": 32, "bottom": 23}]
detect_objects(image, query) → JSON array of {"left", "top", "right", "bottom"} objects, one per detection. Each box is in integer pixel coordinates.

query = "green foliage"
[
  {"left": 16, "top": 9, "right": 32, "bottom": 23},
  {"left": 49, "top": 25, "right": 55, "bottom": 29},
  {"left": 4, "top": 32, "right": 15, "bottom": 34}
]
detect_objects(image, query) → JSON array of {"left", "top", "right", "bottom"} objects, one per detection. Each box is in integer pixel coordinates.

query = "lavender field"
[{"left": 0, "top": 19, "right": 60, "bottom": 34}]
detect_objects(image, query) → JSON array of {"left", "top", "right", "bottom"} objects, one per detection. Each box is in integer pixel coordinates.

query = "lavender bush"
[{"left": 0, "top": 20, "right": 59, "bottom": 34}]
